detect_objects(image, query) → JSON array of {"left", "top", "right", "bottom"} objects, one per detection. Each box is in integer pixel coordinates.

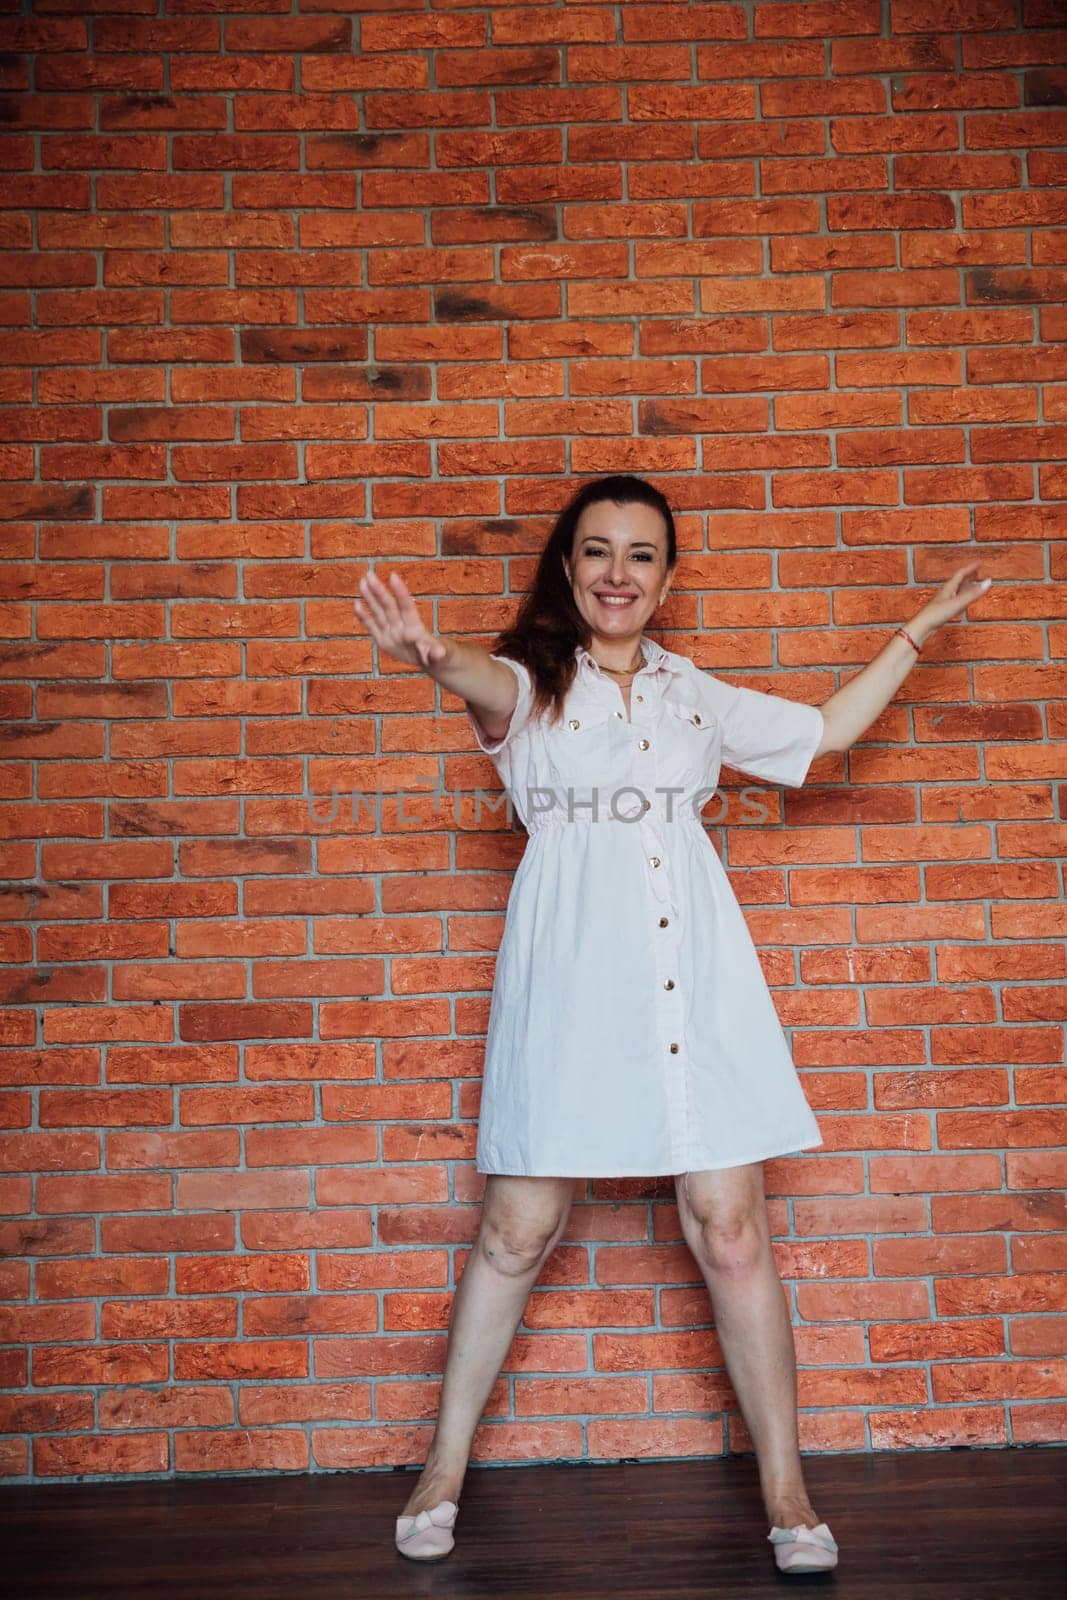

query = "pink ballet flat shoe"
[
  {"left": 767, "top": 1520, "right": 839, "bottom": 1574},
  {"left": 394, "top": 1498, "right": 459, "bottom": 1562}
]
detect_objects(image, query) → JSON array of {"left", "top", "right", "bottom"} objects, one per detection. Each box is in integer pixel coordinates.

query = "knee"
[
  {"left": 691, "top": 1208, "right": 768, "bottom": 1276},
  {"left": 477, "top": 1217, "right": 561, "bottom": 1277}
]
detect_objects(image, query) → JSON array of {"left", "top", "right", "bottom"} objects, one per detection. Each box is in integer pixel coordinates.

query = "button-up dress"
[{"left": 465, "top": 635, "right": 826, "bottom": 1178}]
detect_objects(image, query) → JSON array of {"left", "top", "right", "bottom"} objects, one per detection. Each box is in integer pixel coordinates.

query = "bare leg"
[
  {"left": 400, "top": 1173, "right": 575, "bottom": 1518},
  {"left": 675, "top": 1164, "right": 821, "bottom": 1530}
]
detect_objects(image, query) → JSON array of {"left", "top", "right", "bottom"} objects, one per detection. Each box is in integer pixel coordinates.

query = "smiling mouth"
[{"left": 594, "top": 593, "right": 638, "bottom": 606}]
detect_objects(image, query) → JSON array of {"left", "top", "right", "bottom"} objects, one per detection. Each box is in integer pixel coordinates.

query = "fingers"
[
  {"left": 358, "top": 570, "right": 395, "bottom": 622},
  {"left": 358, "top": 570, "right": 417, "bottom": 627},
  {"left": 354, "top": 595, "right": 389, "bottom": 648},
  {"left": 355, "top": 570, "right": 437, "bottom": 670},
  {"left": 942, "top": 564, "right": 990, "bottom": 604},
  {"left": 356, "top": 572, "right": 405, "bottom": 644},
  {"left": 957, "top": 570, "right": 992, "bottom": 596},
  {"left": 390, "top": 577, "right": 424, "bottom": 628}
]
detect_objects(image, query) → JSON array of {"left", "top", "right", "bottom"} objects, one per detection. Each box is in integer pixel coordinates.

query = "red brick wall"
[{"left": 3, "top": 0, "right": 1066, "bottom": 1484}]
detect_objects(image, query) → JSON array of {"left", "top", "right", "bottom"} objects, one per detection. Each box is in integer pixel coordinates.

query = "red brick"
[
  {"left": 773, "top": 469, "right": 899, "bottom": 506},
  {"left": 36, "top": 57, "right": 165, "bottom": 95},
  {"left": 0, "top": 21, "right": 87, "bottom": 53},
  {"left": 39, "top": 214, "right": 165, "bottom": 249},
  {"left": 232, "top": 175, "right": 357, "bottom": 210},
  {"left": 171, "top": 445, "right": 298, "bottom": 482},
  {"left": 966, "top": 268, "right": 1067, "bottom": 305},
  {"left": 170, "top": 289, "right": 297, "bottom": 325},
  {"left": 109, "top": 330, "right": 234, "bottom": 364},
  {"left": 762, "top": 156, "right": 889, "bottom": 193},
  {"left": 620, "top": 85, "right": 757, "bottom": 123},
  {"left": 617, "top": 163, "right": 756, "bottom": 201},
  {"left": 0, "top": 407, "right": 100, "bottom": 443},
  {"left": 377, "top": 13, "right": 528, "bottom": 49},
  {"left": 772, "top": 236, "right": 895, "bottom": 271},
  {"left": 831, "top": 114, "right": 960, "bottom": 153},
  {"left": 96, "top": 175, "right": 224, "bottom": 210},
  {"left": 472, "top": 128, "right": 574, "bottom": 168},
  {"left": 755, "top": 2, "right": 881, "bottom": 36},
  {"left": 234, "top": 96, "right": 362, "bottom": 134},
  {"left": 964, "top": 191, "right": 1067, "bottom": 228},
  {"left": 502, "top": 8, "right": 617, "bottom": 43},
  {"left": 225, "top": 17, "right": 351, "bottom": 54},
  {"left": 100, "top": 96, "right": 228, "bottom": 132},
  {"left": 438, "top": 48, "right": 563, "bottom": 88},
  {"left": 170, "top": 57, "right": 294, "bottom": 93},
  {"left": 831, "top": 269, "right": 961, "bottom": 307},
  {"left": 495, "top": 86, "right": 620, "bottom": 125},
  {"left": 962, "top": 31, "right": 1064, "bottom": 67},
  {"left": 891, "top": 73, "right": 1021, "bottom": 111},
  {"left": 104, "top": 253, "right": 228, "bottom": 288},
  {"left": 901, "top": 230, "right": 1027, "bottom": 268},
  {"left": 761, "top": 80, "right": 887, "bottom": 117},
  {"left": 93, "top": 20, "right": 219, "bottom": 55},
  {"left": 0, "top": 96, "right": 89, "bottom": 133},
  {"left": 109, "top": 408, "right": 235, "bottom": 443},
  {"left": 36, "top": 289, "right": 163, "bottom": 326},
  {"left": 891, "top": 0, "right": 1018, "bottom": 30},
  {"left": 370, "top": 83, "right": 494, "bottom": 125},
  {"left": 773, "top": 312, "right": 900, "bottom": 350},
  {"left": 40, "top": 135, "right": 166, "bottom": 172},
  {"left": 698, "top": 120, "right": 826, "bottom": 164},
  {"left": 0, "top": 175, "right": 89, "bottom": 210},
  {"left": 694, "top": 198, "right": 820, "bottom": 234},
  {"left": 906, "top": 309, "right": 1035, "bottom": 344},
  {"left": 904, "top": 466, "right": 1034, "bottom": 503},
  {"left": 172, "top": 136, "right": 301, "bottom": 172},
  {"left": 170, "top": 213, "right": 294, "bottom": 249},
  {"left": 3, "top": 330, "right": 101, "bottom": 366},
  {"left": 967, "top": 112, "right": 1067, "bottom": 149},
  {"left": 304, "top": 135, "right": 433, "bottom": 174},
  {"left": 696, "top": 41, "right": 825, "bottom": 78}
]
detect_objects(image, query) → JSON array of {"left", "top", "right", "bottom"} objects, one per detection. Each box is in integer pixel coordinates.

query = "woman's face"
[{"left": 562, "top": 500, "right": 673, "bottom": 644}]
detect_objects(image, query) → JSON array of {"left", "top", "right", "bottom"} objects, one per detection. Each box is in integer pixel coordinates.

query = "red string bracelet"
[{"left": 894, "top": 626, "right": 921, "bottom": 654}]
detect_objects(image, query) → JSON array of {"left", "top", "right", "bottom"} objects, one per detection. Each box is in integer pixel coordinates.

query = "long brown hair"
[{"left": 492, "top": 474, "right": 678, "bottom": 728}]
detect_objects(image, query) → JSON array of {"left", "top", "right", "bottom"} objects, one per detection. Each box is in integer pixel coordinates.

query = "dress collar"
[{"left": 574, "top": 635, "right": 683, "bottom": 679}]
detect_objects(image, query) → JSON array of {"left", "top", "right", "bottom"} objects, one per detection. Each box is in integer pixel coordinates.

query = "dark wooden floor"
[{"left": 2, "top": 1446, "right": 1065, "bottom": 1599}]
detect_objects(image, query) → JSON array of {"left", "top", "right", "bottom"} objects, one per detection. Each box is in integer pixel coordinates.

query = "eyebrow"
[{"left": 580, "top": 537, "right": 659, "bottom": 548}]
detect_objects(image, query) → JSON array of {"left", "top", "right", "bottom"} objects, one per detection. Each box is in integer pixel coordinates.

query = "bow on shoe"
[
  {"left": 395, "top": 1499, "right": 460, "bottom": 1561},
  {"left": 767, "top": 1521, "right": 839, "bottom": 1573},
  {"left": 397, "top": 1501, "right": 458, "bottom": 1536}
]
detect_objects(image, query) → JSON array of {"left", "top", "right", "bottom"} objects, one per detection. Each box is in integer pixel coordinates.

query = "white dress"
[{"left": 465, "top": 635, "right": 826, "bottom": 1178}]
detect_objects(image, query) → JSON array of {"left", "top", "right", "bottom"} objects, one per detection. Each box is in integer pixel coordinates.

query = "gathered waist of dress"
[{"left": 525, "top": 804, "right": 710, "bottom": 838}]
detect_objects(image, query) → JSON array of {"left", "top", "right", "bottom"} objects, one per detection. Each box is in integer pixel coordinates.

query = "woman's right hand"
[{"left": 355, "top": 569, "right": 449, "bottom": 671}]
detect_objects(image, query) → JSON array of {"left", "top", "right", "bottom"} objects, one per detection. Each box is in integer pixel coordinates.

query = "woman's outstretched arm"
[
  {"left": 819, "top": 561, "right": 992, "bottom": 756},
  {"left": 355, "top": 568, "right": 519, "bottom": 740}
]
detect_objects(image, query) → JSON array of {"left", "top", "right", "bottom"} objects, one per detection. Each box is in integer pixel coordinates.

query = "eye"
[{"left": 581, "top": 545, "right": 655, "bottom": 561}]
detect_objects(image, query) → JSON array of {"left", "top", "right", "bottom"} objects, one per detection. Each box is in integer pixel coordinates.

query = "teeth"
[{"left": 598, "top": 595, "right": 635, "bottom": 605}]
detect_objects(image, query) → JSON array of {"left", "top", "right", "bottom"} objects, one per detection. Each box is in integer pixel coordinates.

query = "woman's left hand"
[{"left": 912, "top": 561, "right": 992, "bottom": 636}]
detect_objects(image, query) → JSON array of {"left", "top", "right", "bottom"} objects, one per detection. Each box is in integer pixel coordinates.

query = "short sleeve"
[
  {"left": 465, "top": 653, "right": 535, "bottom": 756},
  {"left": 699, "top": 671, "right": 824, "bottom": 789}
]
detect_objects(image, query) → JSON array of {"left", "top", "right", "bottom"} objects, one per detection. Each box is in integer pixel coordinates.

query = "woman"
[{"left": 355, "top": 474, "right": 991, "bottom": 1576}]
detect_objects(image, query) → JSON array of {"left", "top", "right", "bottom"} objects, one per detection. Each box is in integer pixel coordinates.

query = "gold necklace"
[{"left": 594, "top": 648, "right": 644, "bottom": 677}]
